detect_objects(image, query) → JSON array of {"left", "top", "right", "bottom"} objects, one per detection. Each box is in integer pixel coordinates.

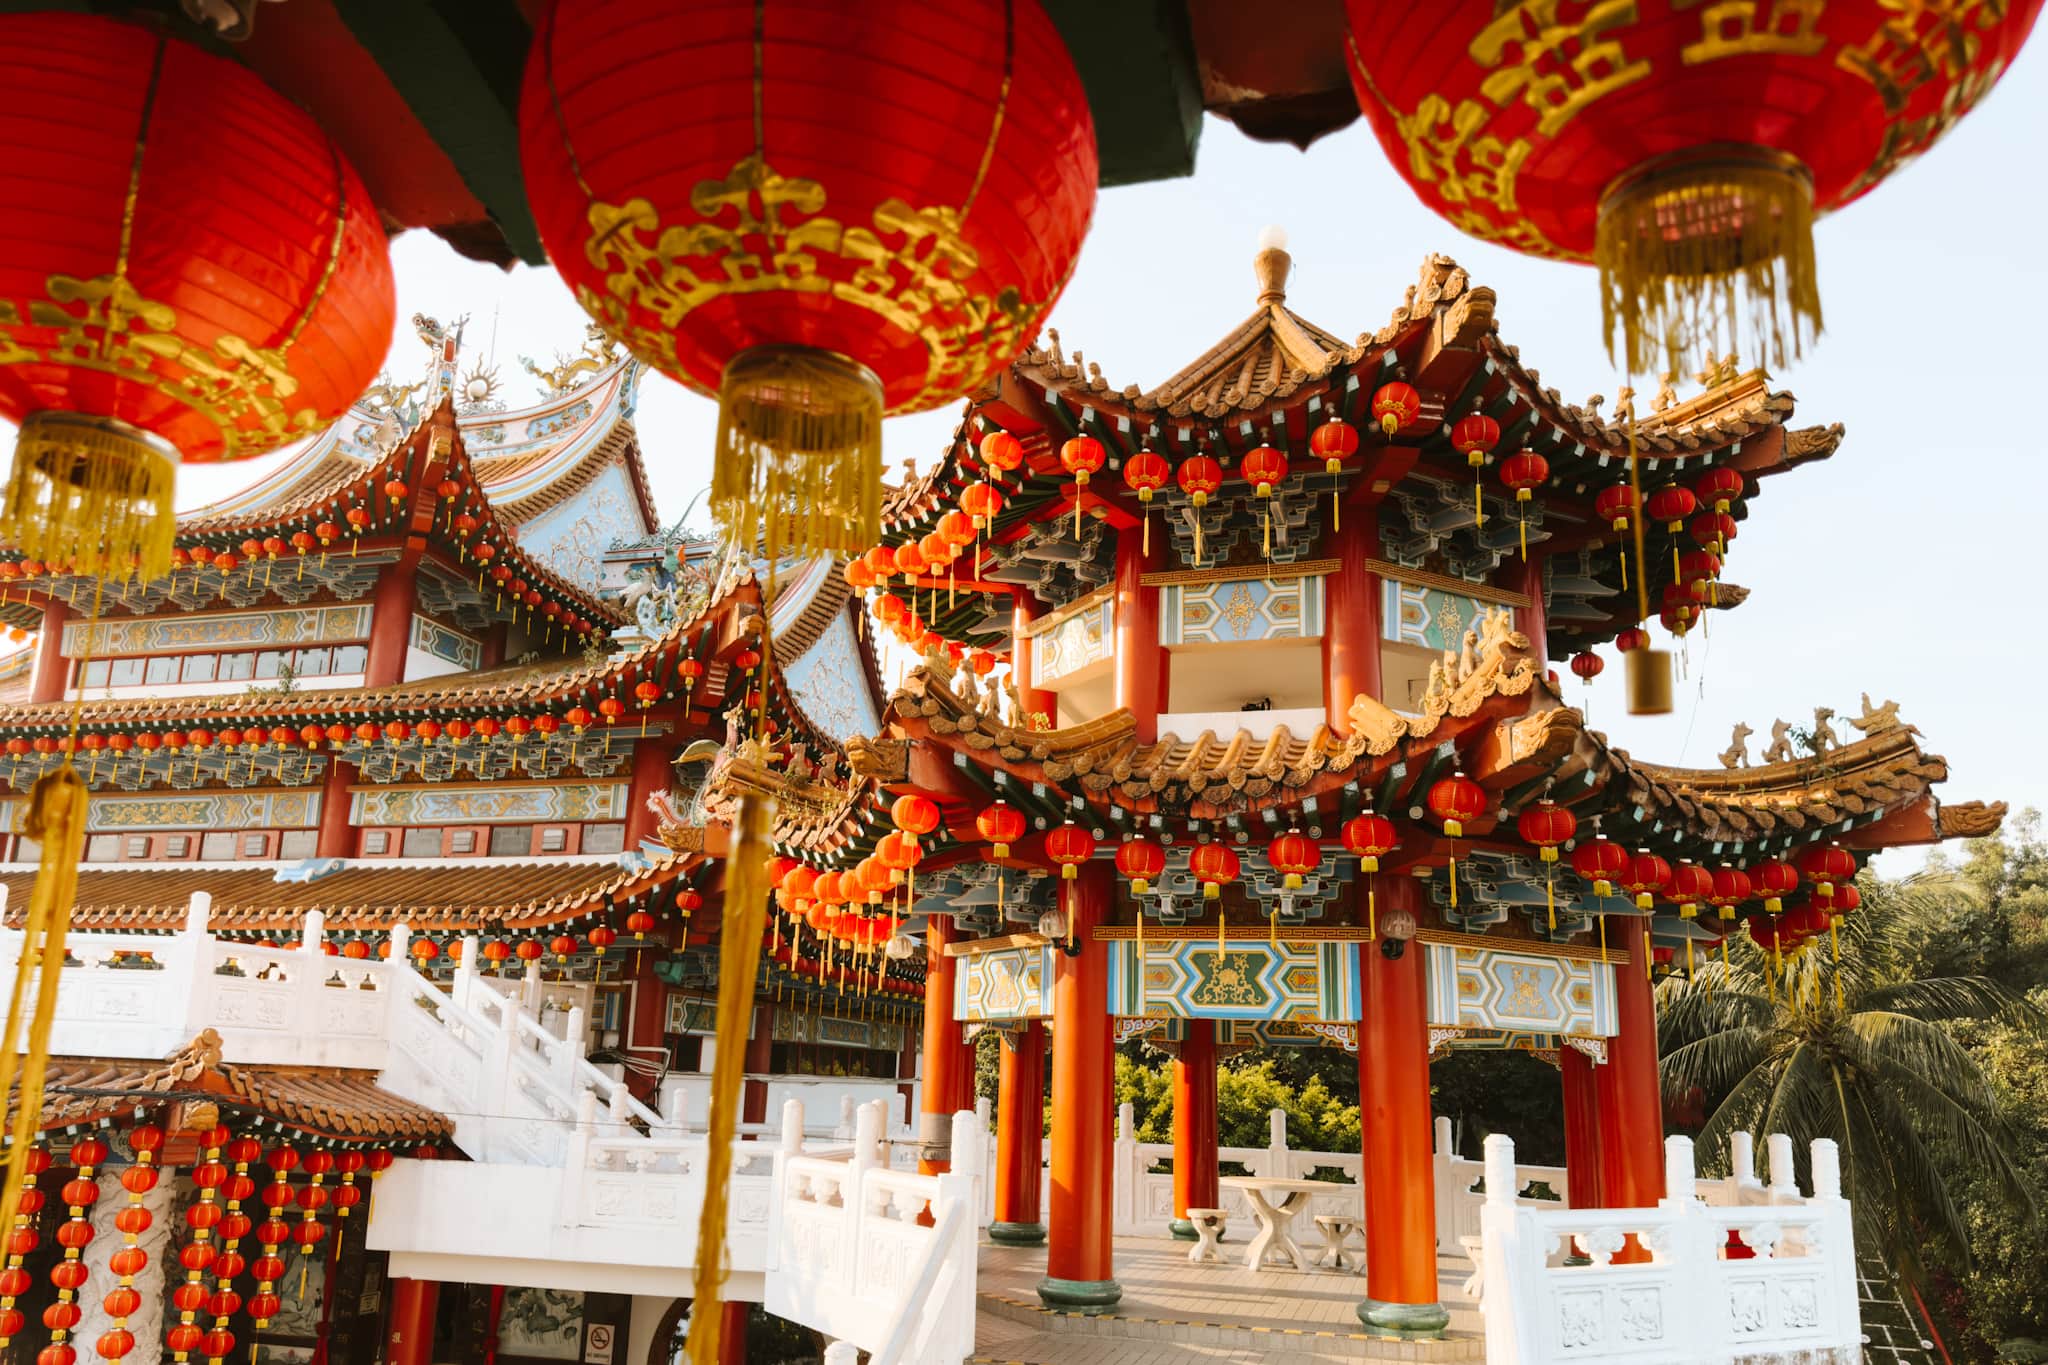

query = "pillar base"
[
  {"left": 1356, "top": 1299, "right": 1450, "bottom": 1338},
  {"left": 1168, "top": 1218, "right": 1199, "bottom": 1241},
  {"left": 989, "top": 1221, "right": 1046, "bottom": 1247},
  {"left": 1037, "top": 1277, "right": 1122, "bottom": 1315}
]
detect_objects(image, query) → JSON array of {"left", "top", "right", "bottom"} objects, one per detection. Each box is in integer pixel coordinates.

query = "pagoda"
[{"left": 828, "top": 242, "right": 2000, "bottom": 1332}]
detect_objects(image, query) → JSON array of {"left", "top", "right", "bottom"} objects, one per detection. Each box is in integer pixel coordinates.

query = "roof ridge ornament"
[{"left": 1254, "top": 224, "right": 1291, "bottom": 306}]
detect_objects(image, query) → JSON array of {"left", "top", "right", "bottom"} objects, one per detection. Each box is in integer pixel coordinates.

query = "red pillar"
[
  {"left": 1322, "top": 491, "right": 1382, "bottom": 732},
  {"left": 315, "top": 757, "right": 357, "bottom": 859},
  {"left": 1513, "top": 550, "right": 1549, "bottom": 665},
  {"left": 1010, "top": 589, "right": 1055, "bottom": 727},
  {"left": 1039, "top": 862, "right": 1118, "bottom": 1312},
  {"left": 1170, "top": 1019, "right": 1219, "bottom": 1238},
  {"left": 1594, "top": 917, "right": 1665, "bottom": 1209},
  {"left": 622, "top": 737, "right": 676, "bottom": 852},
  {"left": 955, "top": 1022, "right": 979, "bottom": 1116},
  {"left": 990, "top": 1019, "right": 1046, "bottom": 1245},
  {"left": 383, "top": 1278, "right": 439, "bottom": 1365},
  {"left": 1113, "top": 526, "right": 1165, "bottom": 743},
  {"left": 716, "top": 1300, "right": 750, "bottom": 1365},
  {"left": 362, "top": 547, "right": 422, "bottom": 688},
  {"left": 1560, "top": 1045, "right": 1605, "bottom": 1212},
  {"left": 28, "top": 598, "right": 68, "bottom": 704},
  {"left": 741, "top": 1001, "right": 775, "bottom": 1125},
  {"left": 918, "top": 915, "right": 965, "bottom": 1174},
  {"left": 1357, "top": 876, "right": 1448, "bottom": 1336}
]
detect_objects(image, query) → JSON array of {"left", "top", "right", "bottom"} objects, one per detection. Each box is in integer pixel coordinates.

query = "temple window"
[
  {"left": 538, "top": 826, "right": 569, "bottom": 854},
  {"left": 164, "top": 835, "right": 190, "bottom": 858},
  {"left": 448, "top": 829, "right": 478, "bottom": 854},
  {"left": 361, "top": 830, "right": 391, "bottom": 855},
  {"left": 401, "top": 827, "right": 443, "bottom": 857},
  {"left": 201, "top": 832, "right": 236, "bottom": 859},
  {"left": 75, "top": 642, "right": 368, "bottom": 692},
  {"left": 488, "top": 825, "right": 531, "bottom": 856},
  {"left": 581, "top": 823, "right": 625, "bottom": 855},
  {"left": 124, "top": 836, "right": 149, "bottom": 858}
]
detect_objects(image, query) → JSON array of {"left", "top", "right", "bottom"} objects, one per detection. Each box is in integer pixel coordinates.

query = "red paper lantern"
[
  {"left": 521, "top": 0, "right": 1097, "bottom": 560},
  {"left": 978, "top": 430, "right": 1024, "bottom": 477},
  {"left": 890, "top": 794, "right": 940, "bottom": 836},
  {"left": 1516, "top": 800, "right": 1577, "bottom": 863},
  {"left": 0, "top": 14, "right": 394, "bottom": 581},
  {"left": 1614, "top": 626, "right": 1650, "bottom": 653},
  {"left": 1341, "top": 813, "right": 1397, "bottom": 870},
  {"left": 1647, "top": 485, "right": 1697, "bottom": 533},
  {"left": 1240, "top": 445, "right": 1289, "bottom": 498},
  {"left": 1370, "top": 382, "right": 1419, "bottom": 436},
  {"left": 550, "top": 934, "right": 578, "bottom": 961},
  {"left": 961, "top": 480, "right": 1006, "bottom": 530},
  {"left": 1669, "top": 863, "right": 1715, "bottom": 918},
  {"left": 1266, "top": 829, "right": 1321, "bottom": 890},
  {"left": 1594, "top": 485, "right": 1636, "bottom": 535},
  {"left": 1797, "top": 843, "right": 1856, "bottom": 897},
  {"left": 1572, "top": 837, "right": 1628, "bottom": 899},
  {"left": 1343, "top": 1, "right": 2043, "bottom": 374},
  {"left": 1044, "top": 821, "right": 1096, "bottom": 880},
  {"left": 1621, "top": 851, "right": 1672, "bottom": 910},
  {"left": 1427, "top": 773, "right": 1485, "bottom": 839},
  {"left": 1188, "top": 842, "right": 1240, "bottom": 901},
  {"left": 1706, "top": 866, "right": 1753, "bottom": 925},
  {"left": 974, "top": 801, "right": 1025, "bottom": 860},
  {"left": 1570, "top": 651, "right": 1604, "bottom": 685},
  {"left": 1310, "top": 417, "right": 1358, "bottom": 472},
  {"left": 1175, "top": 454, "right": 1222, "bottom": 506},
  {"left": 587, "top": 925, "right": 617, "bottom": 956},
  {"left": 1696, "top": 465, "right": 1744, "bottom": 515},
  {"left": 1113, "top": 837, "right": 1166, "bottom": 896}
]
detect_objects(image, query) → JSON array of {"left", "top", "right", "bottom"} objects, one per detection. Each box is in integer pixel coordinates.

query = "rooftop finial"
[{"left": 1254, "top": 224, "right": 1291, "bottom": 306}]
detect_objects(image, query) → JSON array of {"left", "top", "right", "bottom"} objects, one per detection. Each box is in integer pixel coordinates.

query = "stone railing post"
[
  {"left": 1766, "top": 1132, "right": 1798, "bottom": 1203},
  {"left": 559, "top": 1089, "right": 599, "bottom": 1228},
  {"left": 302, "top": 909, "right": 326, "bottom": 957},
  {"left": 660, "top": 1085, "right": 688, "bottom": 1139},
  {"left": 823, "top": 1342, "right": 858, "bottom": 1364},
  {"left": 1477, "top": 1133, "right": 1531, "bottom": 1364},
  {"left": 521, "top": 959, "right": 543, "bottom": 1013},
  {"left": 556, "top": 1005, "right": 587, "bottom": 1089},
  {"left": 1663, "top": 1136, "right": 1697, "bottom": 1205},
  {"left": 1730, "top": 1130, "right": 1758, "bottom": 1190},
  {"left": 780, "top": 1098, "right": 805, "bottom": 1157},
  {"left": 1112, "top": 1102, "right": 1138, "bottom": 1233},
  {"left": 1810, "top": 1138, "right": 1841, "bottom": 1201},
  {"left": 1434, "top": 1114, "right": 1459, "bottom": 1252},
  {"left": 180, "top": 891, "right": 215, "bottom": 1038},
  {"left": 389, "top": 920, "right": 411, "bottom": 966},
  {"left": 835, "top": 1094, "right": 856, "bottom": 1140},
  {"left": 1484, "top": 1133, "right": 1517, "bottom": 1208},
  {"left": 451, "top": 932, "right": 480, "bottom": 1010},
  {"left": 1809, "top": 1138, "right": 1858, "bottom": 1350},
  {"left": 607, "top": 1081, "right": 633, "bottom": 1136},
  {"left": 1268, "top": 1106, "right": 1289, "bottom": 1175}
]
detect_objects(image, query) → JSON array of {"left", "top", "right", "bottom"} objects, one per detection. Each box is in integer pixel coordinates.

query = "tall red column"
[
  {"left": 362, "top": 547, "right": 422, "bottom": 688},
  {"left": 622, "top": 737, "right": 676, "bottom": 852},
  {"left": 1322, "top": 491, "right": 1382, "bottom": 731},
  {"left": 383, "top": 1278, "right": 439, "bottom": 1365},
  {"left": 28, "top": 598, "right": 68, "bottom": 704},
  {"left": 991, "top": 1019, "right": 1046, "bottom": 1245},
  {"left": 1513, "top": 550, "right": 1549, "bottom": 665},
  {"left": 918, "top": 915, "right": 965, "bottom": 1174},
  {"left": 1040, "top": 862, "right": 1118, "bottom": 1312},
  {"left": 1560, "top": 1045, "right": 1605, "bottom": 1212},
  {"left": 315, "top": 758, "right": 357, "bottom": 859},
  {"left": 1113, "top": 526, "right": 1166, "bottom": 743},
  {"left": 1357, "top": 876, "right": 1448, "bottom": 1336},
  {"left": 716, "top": 1301, "right": 750, "bottom": 1365},
  {"left": 1170, "top": 1019, "right": 1219, "bottom": 1239},
  {"left": 1594, "top": 917, "right": 1665, "bottom": 1208},
  {"left": 741, "top": 1001, "right": 775, "bottom": 1125},
  {"left": 1010, "top": 589, "right": 1055, "bottom": 726}
]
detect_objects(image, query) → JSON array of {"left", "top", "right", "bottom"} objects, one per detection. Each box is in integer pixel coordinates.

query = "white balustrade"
[
  {"left": 1477, "top": 1132, "right": 1860, "bottom": 1364},
  {"left": 767, "top": 1105, "right": 981, "bottom": 1365}
]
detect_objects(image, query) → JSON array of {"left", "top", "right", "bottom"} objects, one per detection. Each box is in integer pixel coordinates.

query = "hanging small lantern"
[
  {"left": 1497, "top": 449, "right": 1549, "bottom": 559},
  {"left": 1188, "top": 842, "right": 1241, "bottom": 953},
  {"left": 249, "top": 1145, "right": 296, "bottom": 1329},
  {"left": 1426, "top": 770, "right": 1486, "bottom": 908},
  {"left": 515, "top": 938, "right": 545, "bottom": 966},
  {"left": 979, "top": 430, "right": 1024, "bottom": 484},
  {"left": 1571, "top": 834, "right": 1627, "bottom": 900},
  {"left": 1797, "top": 843, "right": 1855, "bottom": 900},
  {"left": 294, "top": 1151, "right": 332, "bottom": 1261},
  {"left": 1449, "top": 413, "right": 1500, "bottom": 525},
  {"left": 1668, "top": 862, "right": 1715, "bottom": 973},
  {"left": 626, "top": 908, "right": 657, "bottom": 940},
  {"left": 1264, "top": 828, "right": 1320, "bottom": 948},
  {"left": 1691, "top": 509, "right": 1737, "bottom": 557},
  {"left": 1696, "top": 465, "right": 1743, "bottom": 516},
  {"left": 1621, "top": 850, "right": 1671, "bottom": 911},
  {"left": 1113, "top": 835, "right": 1166, "bottom": 959},
  {"left": 1370, "top": 382, "right": 1420, "bottom": 436},
  {"left": 1122, "top": 449, "right": 1169, "bottom": 555},
  {"left": 960, "top": 481, "right": 1004, "bottom": 531},
  {"left": 1059, "top": 436, "right": 1105, "bottom": 537},
  {"left": 1644, "top": 484, "right": 1698, "bottom": 582},
  {"left": 1044, "top": 821, "right": 1096, "bottom": 881},
  {"left": 331, "top": 1152, "right": 366, "bottom": 1221},
  {"left": 1569, "top": 651, "right": 1603, "bottom": 688},
  {"left": 1514, "top": 798, "right": 1577, "bottom": 930},
  {"left": 1340, "top": 810, "right": 1397, "bottom": 937},
  {"left": 1309, "top": 415, "right": 1358, "bottom": 529},
  {"left": 550, "top": 933, "right": 578, "bottom": 962},
  {"left": 974, "top": 801, "right": 1024, "bottom": 859},
  {"left": 1240, "top": 444, "right": 1290, "bottom": 558},
  {"left": 588, "top": 925, "right": 618, "bottom": 957},
  {"left": 1175, "top": 455, "right": 1223, "bottom": 562}
]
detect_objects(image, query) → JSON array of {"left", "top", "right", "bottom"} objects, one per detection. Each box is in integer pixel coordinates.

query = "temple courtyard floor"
[{"left": 970, "top": 1236, "right": 1485, "bottom": 1363}]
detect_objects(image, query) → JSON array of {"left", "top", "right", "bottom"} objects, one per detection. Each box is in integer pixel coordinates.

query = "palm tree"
[{"left": 1658, "top": 870, "right": 2042, "bottom": 1269}]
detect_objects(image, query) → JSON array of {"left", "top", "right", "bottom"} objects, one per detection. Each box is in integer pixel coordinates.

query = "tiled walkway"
[{"left": 972, "top": 1236, "right": 1485, "bottom": 1363}]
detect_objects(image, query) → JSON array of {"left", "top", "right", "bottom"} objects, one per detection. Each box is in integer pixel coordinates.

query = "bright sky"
[{"left": 19, "top": 46, "right": 2048, "bottom": 868}]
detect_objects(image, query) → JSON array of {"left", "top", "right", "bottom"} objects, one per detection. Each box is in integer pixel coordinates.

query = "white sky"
[{"left": 14, "top": 49, "right": 2048, "bottom": 868}]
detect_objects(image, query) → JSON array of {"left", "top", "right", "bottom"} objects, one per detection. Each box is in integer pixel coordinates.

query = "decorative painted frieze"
[
  {"left": 64, "top": 604, "right": 371, "bottom": 658},
  {"left": 1422, "top": 940, "right": 1618, "bottom": 1039},
  {"left": 1105, "top": 939, "right": 1360, "bottom": 1021},
  {"left": 408, "top": 614, "right": 482, "bottom": 669},
  {"left": 955, "top": 943, "right": 1056, "bottom": 1022},
  {"left": 0, "top": 788, "right": 320, "bottom": 834},
  {"left": 1029, "top": 593, "right": 1113, "bottom": 684},
  {"left": 1382, "top": 576, "right": 1497, "bottom": 652},
  {"left": 1162, "top": 573, "right": 1324, "bottom": 646},
  {"left": 348, "top": 781, "right": 627, "bottom": 826}
]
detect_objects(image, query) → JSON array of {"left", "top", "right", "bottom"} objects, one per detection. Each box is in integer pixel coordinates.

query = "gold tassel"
[
  {"left": 709, "top": 345, "right": 881, "bottom": 563},
  {"left": 684, "top": 791, "right": 776, "bottom": 1365},
  {"left": 1447, "top": 851, "right": 1458, "bottom": 908},
  {"left": 1217, "top": 908, "right": 1226, "bottom": 956},
  {"left": 0, "top": 413, "right": 176, "bottom": 583},
  {"left": 1366, "top": 873, "right": 1376, "bottom": 940},
  {"left": 1596, "top": 146, "right": 1819, "bottom": 377},
  {"left": 1597, "top": 913, "right": 1607, "bottom": 965},
  {"left": 1545, "top": 867, "right": 1555, "bottom": 932},
  {"left": 0, "top": 766, "right": 83, "bottom": 1233},
  {"left": 1268, "top": 903, "right": 1277, "bottom": 949}
]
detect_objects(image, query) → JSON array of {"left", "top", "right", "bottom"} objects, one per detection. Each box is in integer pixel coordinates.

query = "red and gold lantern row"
[
  {"left": 1264, "top": 829, "right": 1320, "bottom": 947},
  {"left": 1515, "top": 799, "right": 1577, "bottom": 930},
  {"left": 0, "top": 13, "right": 395, "bottom": 583},
  {"left": 1123, "top": 448, "right": 1169, "bottom": 553},
  {"left": 1343, "top": 0, "right": 2044, "bottom": 374},
  {"left": 1240, "top": 445, "right": 1289, "bottom": 558},
  {"left": 1114, "top": 835, "right": 1166, "bottom": 957},
  {"left": 95, "top": 1125, "right": 163, "bottom": 1365},
  {"left": 250, "top": 1145, "right": 296, "bottom": 1328},
  {"left": 1175, "top": 455, "right": 1223, "bottom": 561},
  {"left": 1189, "top": 842, "right": 1241, "bottom": 952},
  {"left": 46, "top": 1134, "right": 108, "bottom": 1365},
  {"left": 0, "top": 1146, "right": 50, "bottom": 1346},
  {"left": 1340, "top": 810, "right": 1397, "bottom": 936},
  {"left": 1426, "top": 771, "right": 1486, "bottom": 908},
  {"left": 165, "top": 1128, "right": 226, "bottom": 1365},
  {"left": 1309, "top": 416, "right": 1357, "bottom": 528},
  {"left": 522, "top": 0, "right": 1097, "bottom": 576}
]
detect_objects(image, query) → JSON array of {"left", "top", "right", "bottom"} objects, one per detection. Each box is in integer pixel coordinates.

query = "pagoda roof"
[
  {"left": 873, "top": 250, "right": 1842, "bottom": 656},
  {"left": 16, "top": 1029, "right": 450, "bottom": 1144},
  {"left": 0, "top": 850, "right": 697, "bottom": 935}
]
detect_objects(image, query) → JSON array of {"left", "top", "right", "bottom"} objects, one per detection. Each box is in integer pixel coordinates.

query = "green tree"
[{"left": 1658, "top": 869, "right": 2042, "bottom": 1271}]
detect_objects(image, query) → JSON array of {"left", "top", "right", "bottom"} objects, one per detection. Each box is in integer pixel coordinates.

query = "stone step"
[{"left": 976, "top": 1290, "right": 1487, "bottom": 1361}]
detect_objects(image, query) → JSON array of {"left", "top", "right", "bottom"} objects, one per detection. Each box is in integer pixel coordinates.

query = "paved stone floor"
[{"left": 972, "top": 1235, "right": 1485, "bottom": 1363}]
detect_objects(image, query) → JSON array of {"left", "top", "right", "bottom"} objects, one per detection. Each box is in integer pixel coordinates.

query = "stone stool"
[
  {"left": 1186, "top": 1208, "right": 1228, "bottom": 1263},
  {"left": 1313, "top": 1214, "right": 1361, "bottom": 1270}
]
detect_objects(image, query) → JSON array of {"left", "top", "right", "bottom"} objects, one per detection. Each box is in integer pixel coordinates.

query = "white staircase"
[{"left": 2, "top": 900, "right": 982, "bottom": 1365}]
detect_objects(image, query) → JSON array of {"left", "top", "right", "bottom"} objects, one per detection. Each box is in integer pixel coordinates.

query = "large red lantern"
[
  {"left": 1370, "top": 382, "right": 1419, "bottom": 436},
  {"left": 1189, "top": 841, "right": 1241, "bottom": 951},
  {"left": 974, "top": 801, "right": 1025, "bottom": 860},
  {"left": 1044, "top": 821, "right": 1096, "bottom": 881},
  {"left": 1240, "top": 445, "right": 1290, "bottom": 556},
  {"left": 1427, "top": 771, "right": 1486, "bottom": 908},
  {"left": 0, "top": 14, "right": 394, "bottom": 581},
  {"left": 1570, "top": 651, "right": 1604, "bottom": 687},
  {"left": 1263, "top": 828, "right": 1321, "bottom": 947},
  {"left": 1498, "top": 449, "right": 1549, "bottom": 558},
  {"left": 521, "top": 0, "right": 1097, "bottom": 569},
  {"left": 1340, "top": 810, "right": 1398, "bottom": 936},
  {"left": 1449, "top": 412, "right": 1500, "bottom": 524},
  {"left": 1621, "top": 850, "right": 1671, "bottom": 911},
  {"left": 1175, "top": 453, "right": 1224, "bottom": 561},
  {"left": 1797, "top": 843, "right": 1856, "bottom": 898},
  {"left": 1113, "top": 837, "right": 1166, "bottom": 897},
  {"left": 889, "top": 794, "right": 940, "bottom": 836},
  {"left": 1749, "top": 859, "right": 1799, "bottom": 915},
  {"left": 1309, "top": 416, "right": 1358, "bottom": 528},
  {"left": 1344, "top": 1, "right": 2044, "bottom": 375},
  {"left": 1571, "top": 835, "right": 1627, "bottom": 899}
]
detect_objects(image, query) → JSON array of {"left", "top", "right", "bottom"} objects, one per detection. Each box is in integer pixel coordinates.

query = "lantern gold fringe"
[
  {"left": 709, "top": 345, "right": 882, "bottom": 562},
  {"left": 1596, "top": 146, "right": 1819, "bottom": 378},
  {"left": 0, "top": 766, "right": 86, "bottom": 1232},
  {"left": 683, "top": 790, "right": 777, "bottom": 1365},
  {"left": 0, "top": 413, "right": 177, "bottom": 584}
]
